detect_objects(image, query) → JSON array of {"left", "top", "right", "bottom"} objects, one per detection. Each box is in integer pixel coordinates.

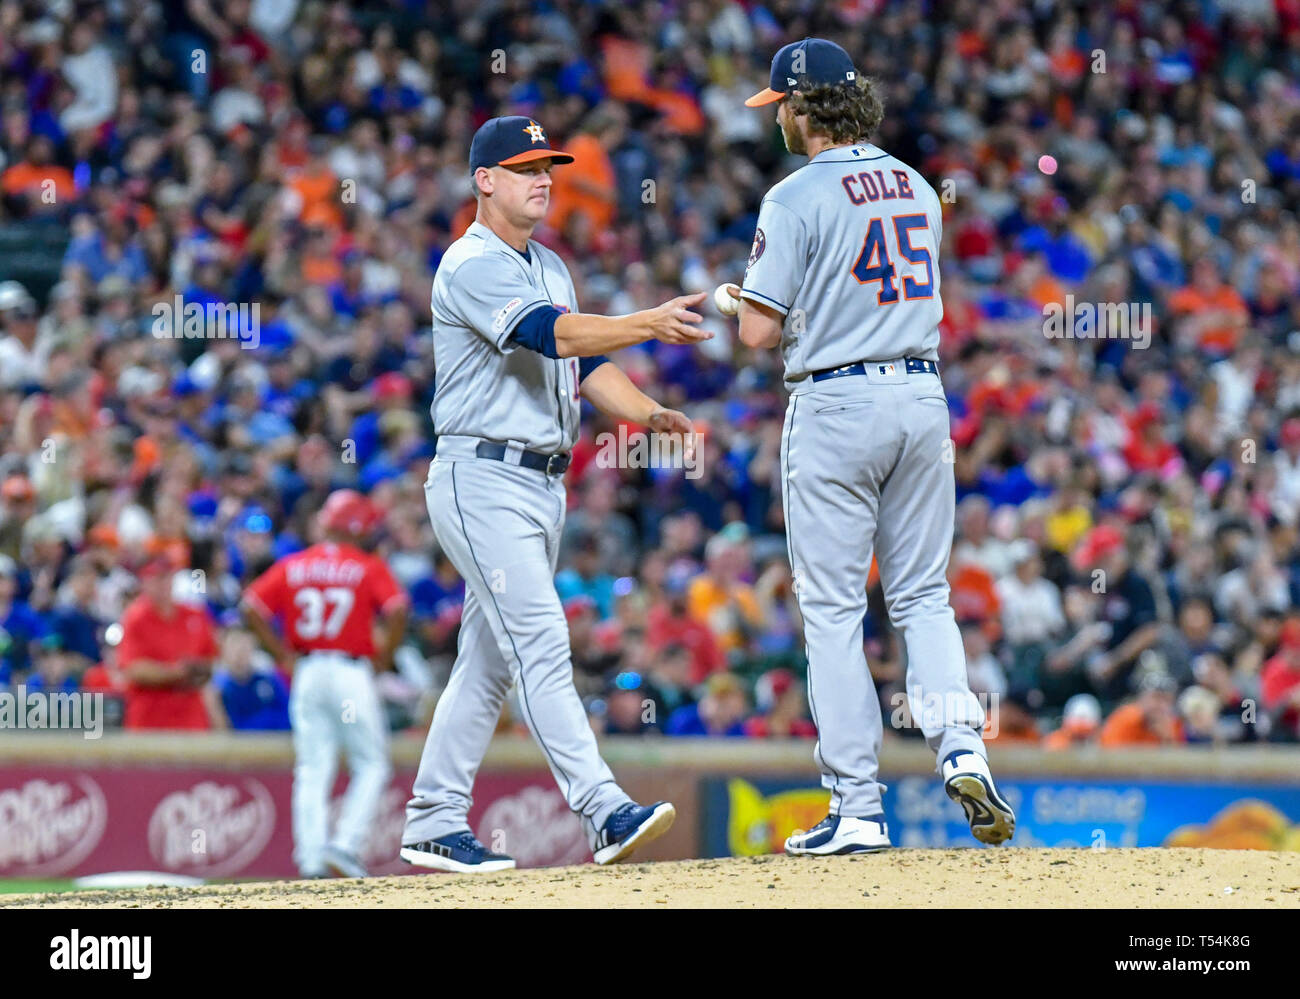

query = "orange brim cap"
[
  {"left": 496, "top": 148, "right": 575, "bottom": 166},
  {"left": 744, "top": 88, "right": 785, "bottom": 107}
]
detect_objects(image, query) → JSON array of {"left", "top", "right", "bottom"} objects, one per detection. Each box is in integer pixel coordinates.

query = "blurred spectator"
[
  {"left": 647, "top": 565, "right": 725, "bottom": 685},
  {"left": 214, "top": 628, "right": 290, "bottom": 731},
  {"left": 599, "top": 670, "right": 659, "bottom": 736},
  {"left": 0, "top": 475, "right": 38, "bottom": 560},
  {"left": 1178, "top": 685, "right": 1226, "bottom": 745},
  {"left": 555, "top": 532, "right": 617, "bottom": 620},
  {"left": 566, "top": 594, "right": 619, "bottom": 696},
  {"left": 1168, "top": 258, "right": 1248, "bottom": 357},
  {"left": 117, "top": 558, "right": 219, "bottom": 730},
  {"left": 665, "top": 672, "right": 748, "bottom": 737},
  {"left": 1098, "top": 674, "right": 1186, "bottom": 747},
  {"left": 687, "top": 525, "right": 763, "bottom": 659},
  {"left": 561, "top": 475, "right": 637, "bottom": 577},
  {"left": 1072, "top": 527, "right": 1161, "bottom": 705},
  {"left": 1158, "top": 597, "right": 1222, "bottom": 687},
  {"left": 61, "top": 21, "right": 118, "bottom": 135},
  {"left": 1, "top": 137, "right": 75, "bottom": 213},
  {"left": 995, "top": 539, "right": 1064, "bottom": 692},
  {"left": 0, "top": 282, "right": 44, "bottom": 389},
  {"left": 1043, "top": 693, "right": 1103, "bottom": 751},
  {"left": 644, "top": 642, "right": 697, "bottom": 721},
  {"left": 550, "top": 107, "right": 622, "bottom": 237},
  {"left": 48, "top": 555, "right": 104, "bottom": 672},
  {"left": 1260, "top": 619, "right": 1300, "bottom": 741},
  {"left": 0, "top": 554, "right": 48, "bottom": 685},
  {"left": 962, "top": 617, "right": 1007, "bottom": 699},
  {"left": 25, "top": 644, "right": 79, "bottom": 694},
  {"left": 743, "top": 668, "right": 815, "bottom": 738}
]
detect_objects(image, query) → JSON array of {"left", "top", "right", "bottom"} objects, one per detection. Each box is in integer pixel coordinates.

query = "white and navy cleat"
[
  {"left": 400, "top": 831, "right": 517, "bottom": 873},
  {"left": 942, "top": 750, "right": 1016, "bottom": 845},
  {"left": 593, "top": 801, "right": 676, "bottom": 865},
  {"left": 784, "top": 814, "right": 891, "bottom": 855}
]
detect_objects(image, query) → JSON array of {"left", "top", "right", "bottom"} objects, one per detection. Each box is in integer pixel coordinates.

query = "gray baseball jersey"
[
  {"left": 741, "top": 143, "right": 944, "bottom": 391},
  {"left": 406, "top": 221, "right": 634, "bottom": 857},
  {"left": 753, "top": 142, "right": 989, "bottom": 826},
  {"left": 430, "top": 220, "right": 583, "bottom": 453}
]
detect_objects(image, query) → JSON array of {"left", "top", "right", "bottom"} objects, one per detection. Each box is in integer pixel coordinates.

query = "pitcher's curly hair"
[{"left": 787, "top": 77, "right": 885, "bottom": 144}]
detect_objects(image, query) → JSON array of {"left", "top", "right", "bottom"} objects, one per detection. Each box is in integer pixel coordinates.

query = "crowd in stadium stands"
[{"left": 1, "top": 0, "right": 1299, "bottom": 748}]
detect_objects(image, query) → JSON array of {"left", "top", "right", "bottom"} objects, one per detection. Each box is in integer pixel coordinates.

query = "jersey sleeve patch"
[
  {"left": 748, "top": 227, "right": 766, "bottom": 269},
  {"left": 492, "top": 297, "right": 525, "bottom": 336}
]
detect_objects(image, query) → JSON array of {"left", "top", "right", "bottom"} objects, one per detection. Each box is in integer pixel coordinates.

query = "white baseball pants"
[{"left": 289, "top": 651, "right": 391, "bottom": 875}]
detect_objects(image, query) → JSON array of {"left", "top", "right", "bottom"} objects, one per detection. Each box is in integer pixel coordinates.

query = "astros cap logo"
[{"left": 468, "top": 116, "right": 575, "bottom": 170}]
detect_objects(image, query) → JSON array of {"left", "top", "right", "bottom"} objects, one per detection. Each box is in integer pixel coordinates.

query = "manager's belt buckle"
[
  {"left": 878, "top": 363, "right": 896, "bottom": 376},
  {"left": 546, "top": 453, "right": 569, "bottom": 475}
]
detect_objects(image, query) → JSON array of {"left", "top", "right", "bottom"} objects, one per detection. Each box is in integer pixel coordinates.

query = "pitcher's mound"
[{"left": 6, "top": 849, "right": 1300, "bottom": 909}]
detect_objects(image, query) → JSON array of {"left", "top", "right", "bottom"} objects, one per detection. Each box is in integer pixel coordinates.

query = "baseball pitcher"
[
  {"left": 400, "top": 116, "right": 709, "bottom": 872},
  {"left": 242, "top": 490, "right": 408, "bottom": 878},
  {"left": 730, "top": 38, "right": 1017, "bottom": 853}
]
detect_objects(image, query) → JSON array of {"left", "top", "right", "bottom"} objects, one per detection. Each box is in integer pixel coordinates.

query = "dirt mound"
[{"left": 5, "top": 848, "right": 1300, "bottom": 909}]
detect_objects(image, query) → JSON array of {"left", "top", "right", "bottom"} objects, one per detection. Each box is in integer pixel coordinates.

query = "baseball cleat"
[
  {"left": 784, "top": 814, "right": 891, "bottom": 855},
  {"left": 593, "top": 801, "right": 676, "bottom": 865},
  {"left": 400, "top": 831, "right": 517, "bottom": 873},
  {"left": 942, "top": 750, "right": 1016, "bottom": 845},
  {"left": 323, "top": 846, "right": 368, "bottom": 879}
]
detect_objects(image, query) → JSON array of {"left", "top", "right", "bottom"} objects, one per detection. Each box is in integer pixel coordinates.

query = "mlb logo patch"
[{"left": 878, "top": 363, "right": 896, "bottom": 376}]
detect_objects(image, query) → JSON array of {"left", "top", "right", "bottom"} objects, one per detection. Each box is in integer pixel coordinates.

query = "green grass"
[{"left": 0, "top": 879, "right": 78, "bottom": 895}]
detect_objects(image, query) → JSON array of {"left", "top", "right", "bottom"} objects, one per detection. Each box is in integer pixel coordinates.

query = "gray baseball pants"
[
  {"left": 403, "top": 436, "right": 631, "bottom": 851},
  {"left": 780, "top": 363, "right": 987, "bottom": 818}
]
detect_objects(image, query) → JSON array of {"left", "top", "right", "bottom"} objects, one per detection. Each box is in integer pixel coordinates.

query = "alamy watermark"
[
  {"left": 889, "top": 688, "right": 1000, "bottom": 739},
  {"left": 1043, "top": 296, "right": 1152, "bottom": 349},
  {"left": 593, "top": 425, "right": 703, "bottom": 479},
  {"left": 50, "top": 931, "right": 151, "bottom": 979},
  {"left": 0, "top": 686, "right": 104, "bottom": 739},
  {"left": 151, "top": 295, "right": 261, "bottom": 349}
]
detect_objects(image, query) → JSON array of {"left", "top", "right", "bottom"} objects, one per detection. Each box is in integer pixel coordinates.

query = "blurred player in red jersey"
[{"left": 241, "top": 490, "right": 408, "bottom": 879}]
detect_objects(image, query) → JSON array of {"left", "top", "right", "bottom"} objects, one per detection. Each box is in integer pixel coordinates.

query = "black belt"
[
  {"left": 810, "top": 357, "right": 938, "bottom": 382},
  {"left": 475, "top": 441, "right": 570, "bottom": 475}
]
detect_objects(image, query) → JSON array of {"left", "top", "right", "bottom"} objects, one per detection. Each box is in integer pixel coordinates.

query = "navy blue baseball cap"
[
  {"left": 746, "top": 38, "right": 858, "bottom": 107},
  {"left": 469, "top": 116, "right": 575, "bottom": 172}
]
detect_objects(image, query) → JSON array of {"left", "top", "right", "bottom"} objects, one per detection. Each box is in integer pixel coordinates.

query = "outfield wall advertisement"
[
  {"left": 704, "top": 776, "right": 1300, "bottom": 856},
  {"left": 0, "top": 765, "right": 589, "bottom": 878}
]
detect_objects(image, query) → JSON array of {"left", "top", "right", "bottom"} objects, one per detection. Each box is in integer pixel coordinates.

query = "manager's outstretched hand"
[{"left": 643, "top": 292, "right": 710, "bottom": 344}]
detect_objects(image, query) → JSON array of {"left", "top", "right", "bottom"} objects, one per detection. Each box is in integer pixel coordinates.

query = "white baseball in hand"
[{"left": 713, "top": 283, "right": 741, "bottom": 316}]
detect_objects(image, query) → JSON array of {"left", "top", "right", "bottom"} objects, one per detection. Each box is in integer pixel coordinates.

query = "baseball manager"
[{"left": 401, "top": 116, "right": 707, "bottom": 871}]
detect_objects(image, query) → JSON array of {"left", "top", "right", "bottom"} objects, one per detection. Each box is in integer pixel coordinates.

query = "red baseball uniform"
[{"left": 242, "top": 542, "right": 406, "bottom": 656}]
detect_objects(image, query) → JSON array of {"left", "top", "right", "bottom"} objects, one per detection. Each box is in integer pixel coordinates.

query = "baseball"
[
  {"left": 714, "top": 282, "right": 741, "bottom": 316},
  {"left": 1038, "top": 154, "right": 1058, "bottom": 175}
]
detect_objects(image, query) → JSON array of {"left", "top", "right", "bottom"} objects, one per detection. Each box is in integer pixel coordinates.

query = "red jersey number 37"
[{"left": 292, "top": 586, "right": 355, "bottom": 640}]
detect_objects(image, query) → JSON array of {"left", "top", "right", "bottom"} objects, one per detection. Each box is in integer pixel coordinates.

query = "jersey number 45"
[{"left": 851, "top": 214, "right": 934, "bottom": 305}]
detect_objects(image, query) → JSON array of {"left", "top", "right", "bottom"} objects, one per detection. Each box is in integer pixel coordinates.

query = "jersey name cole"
[{"left": 740, "top": 143, "right": 945, "bottom": 391}]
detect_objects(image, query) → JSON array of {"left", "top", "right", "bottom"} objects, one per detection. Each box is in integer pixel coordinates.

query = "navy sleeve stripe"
[
  {"left": 739, "top": 288, "right": 790, "bottom": 313},
  {"left": 510, "top": 305, "right": 563, "bottom": 357},
  {"left": 578, "top": 355, "right": 610, "bottom": 381}
]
